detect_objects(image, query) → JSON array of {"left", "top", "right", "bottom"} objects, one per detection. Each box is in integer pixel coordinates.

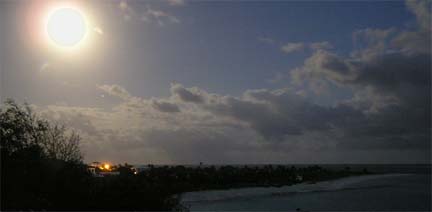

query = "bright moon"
[{"left": 46, "top": 7, "right": 87, "bottom": 47}]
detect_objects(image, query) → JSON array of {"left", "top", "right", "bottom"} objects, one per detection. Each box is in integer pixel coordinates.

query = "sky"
[{"left": 0, "top": 0, "right": 431, "bottom": 164}]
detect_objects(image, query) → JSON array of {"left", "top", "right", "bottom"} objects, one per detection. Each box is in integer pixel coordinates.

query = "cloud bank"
[{"left": 33, "top": 0, "right": 431, "bottom": 164}]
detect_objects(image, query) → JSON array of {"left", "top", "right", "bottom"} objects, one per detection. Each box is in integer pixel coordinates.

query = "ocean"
[{"left": 180, "top": 164, "right": 431, "bottom": 211}]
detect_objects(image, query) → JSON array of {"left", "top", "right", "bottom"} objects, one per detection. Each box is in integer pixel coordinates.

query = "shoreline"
[{"left": 180, "top": 173, "right": 415, "bottom": 204}]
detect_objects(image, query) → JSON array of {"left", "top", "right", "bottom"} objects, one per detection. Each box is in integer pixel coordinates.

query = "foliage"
[
  {"left": 0, "top": 99, "right": 89, "bottom": 210},
  {"left": 0, "top": 99, "right": 183, "bottom": 211},
  {"left": 0, "top": 99, "right": 82, "bottom": 163}
]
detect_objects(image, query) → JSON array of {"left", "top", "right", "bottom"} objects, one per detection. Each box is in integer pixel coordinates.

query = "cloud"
[
  {"left": 141, "top": 6, "right": 180, "bottom": 26},
  {"left": 118, "top": 1, "right": 134, "bottom": 21},
  {"left": 34, "top": 78, "right": 430, "bottom": 164},
  {"left": 352, "top": 28, "right": 396, "bottom": 57},
  {"left": 170, "top": 83, "right": 205, "bottom": 103},
  {"left": 258, "top": 37, "right": 275, "bottom": 45},
  {"left": 406, "top": 0, "right": 431, "bottom": 31},
  {"left": 93, "top": 27, "right": 104, "bottom": 35},
  {"left": 118, "top": 1, "right": 180, "bottom": 25},
  {"left": 292, "top": 35, "right": 430, "bottom": 106},
  {"left": 310, "top": 41, "right": 333, "bottom": 50},
  {"left": 34, "top": 86, "right": 261, "bottom": 163},
  {"left": 30, "top": 0, "right": 430, "bottom": 164},
  {"left": 162, "top": 84, "right": 429, "bottom": 154},
  {"left": 280, "top": 41, "right": 334, "bottom": 53},
  {"left": 280, "top": 42, "right": 305, "bottom": 54},
  {"left": 392, "top": 1, "right": 431, "bottom": 54},
  {"left": 40, "top": 62, "right": 52, "bottom": 72},
  {"left": 260, "top": 0, "right": 430, "bottom": 157},
  {"left": 167, "top": 0, "right": 185, "bottom": 6},
  {"left": 292, "top": 1, "right": 430, "bottom": 101},
  {"left": 268, "top": 72, "right": 289, "bottom": 83},
  {"left": 390, "top": 0, "right": 431, "bottom": 55},
  {"left": 97, "top": 84, "right": 131, "bottom": 100},
  {"left": 281, "top": 0, "right": 431, "bottom": 154},
  {"left": 119, "top": 1, "right": 129, "bottom": 10},
  {"left": 291, "top": 46, "right": 431, "bottom": 116},
  {"left": 202, "top": 88, "right": 336, "bottom": 140},
  {"left": 151, "top": 99, "right": 180, "bottom": 113},
  {"left": 292, "top": 50, "right": 355, "bottom": 84}
]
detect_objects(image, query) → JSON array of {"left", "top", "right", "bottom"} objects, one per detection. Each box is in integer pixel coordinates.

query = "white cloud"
[
  {"left": 40, "top": 62, "right": 52, "bottom": 72},
  {"left": 310, "top": 41, "right": 333, "bottom": 50},
  {"left": 117, "top": 1, "right": 180, "bottom": 25},
  {"left": 280, "top": 42, "right": 305, "bottom": 54},
  {"left": 93, "top": 27, "right": 104, "bottom": 35},
  {"left": 97, "top": 84, "right": 131, "bottom": 100},
  {"left": 143, "top": 7, "right": 180, "bottom": 26},
  {"left": 406, "top": 0, "right": 431, "bottom": 31}
]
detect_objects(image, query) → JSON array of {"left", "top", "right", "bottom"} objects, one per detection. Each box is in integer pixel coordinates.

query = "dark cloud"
[
  {"left": 354, "top": 53, "right": 430, "bottom": 89},
  {"left": 30, "top": 0, "right": 431, "bottom": 164},
  {"left": 151, "top": 99, "right": 180, "bottom": 113},
  {"left": 170, "top": 83, "right": 205, "bottom": 103},
  {"left": 205, "top": 93, "right": 306, "bottom": 139},
  {"left": 160, "top": 83, "right": 430, "bottom": 153},
  {"left": 286, "top": 0, "right": 431, "bottom": 153},
  {"left": 167, "top": 86, "right": 337, "bottom": 140},
  {"left": 36, "top": 78, "right": 430, "bottom": 164},
  {"left": 293, "top": 50, "right": 431, "bottom": 99}
]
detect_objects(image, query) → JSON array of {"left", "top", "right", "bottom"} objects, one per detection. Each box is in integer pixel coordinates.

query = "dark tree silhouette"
[
  {"left": 0, "top": 99, "right": 82, "bottom": 162},
  {"left": 40, "top": 124, "right": 82, "bottom": 163},
  {"left": 0, "top": 99, "right": 88, "bottom": 210},
  {"left": 0, "top": 99, "right": 184, "bottom": 211}
]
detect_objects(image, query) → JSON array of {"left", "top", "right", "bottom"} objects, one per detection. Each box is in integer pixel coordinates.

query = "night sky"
[{"left": 1, "top": 0, "right": 430, "bottom": 164}]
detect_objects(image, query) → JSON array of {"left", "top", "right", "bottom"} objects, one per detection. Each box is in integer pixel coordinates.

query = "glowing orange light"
[{"left": 104, "top": 164, "right": 110, "bottom": 170}]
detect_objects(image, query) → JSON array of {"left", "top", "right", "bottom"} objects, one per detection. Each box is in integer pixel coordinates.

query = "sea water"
[{"left": 181, "top": 165, "right": 431, "bottom": 211}]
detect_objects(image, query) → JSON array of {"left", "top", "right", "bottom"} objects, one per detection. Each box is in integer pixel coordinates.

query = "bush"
[
  {"left": 0, "top": 99, "right": 82, "bottom": 162},
  {"left": 0, "top": 99, "right": 90, "bottom": 210},
  {"left": 0, "top": 99, "right": 183, "bottom": 211}
]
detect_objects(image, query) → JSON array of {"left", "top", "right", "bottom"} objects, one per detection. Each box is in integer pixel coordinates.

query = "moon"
[{"left": 46, "top": 7, "right": 87, "bottom": 47}]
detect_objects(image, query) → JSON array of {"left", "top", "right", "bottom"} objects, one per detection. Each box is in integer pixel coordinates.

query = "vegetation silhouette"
[
  {"left": 0, "top": 99, "right": 181, "bottom": 211},
  {"left": 1, "top": 99, "right": 367, "bottom": 211}
]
